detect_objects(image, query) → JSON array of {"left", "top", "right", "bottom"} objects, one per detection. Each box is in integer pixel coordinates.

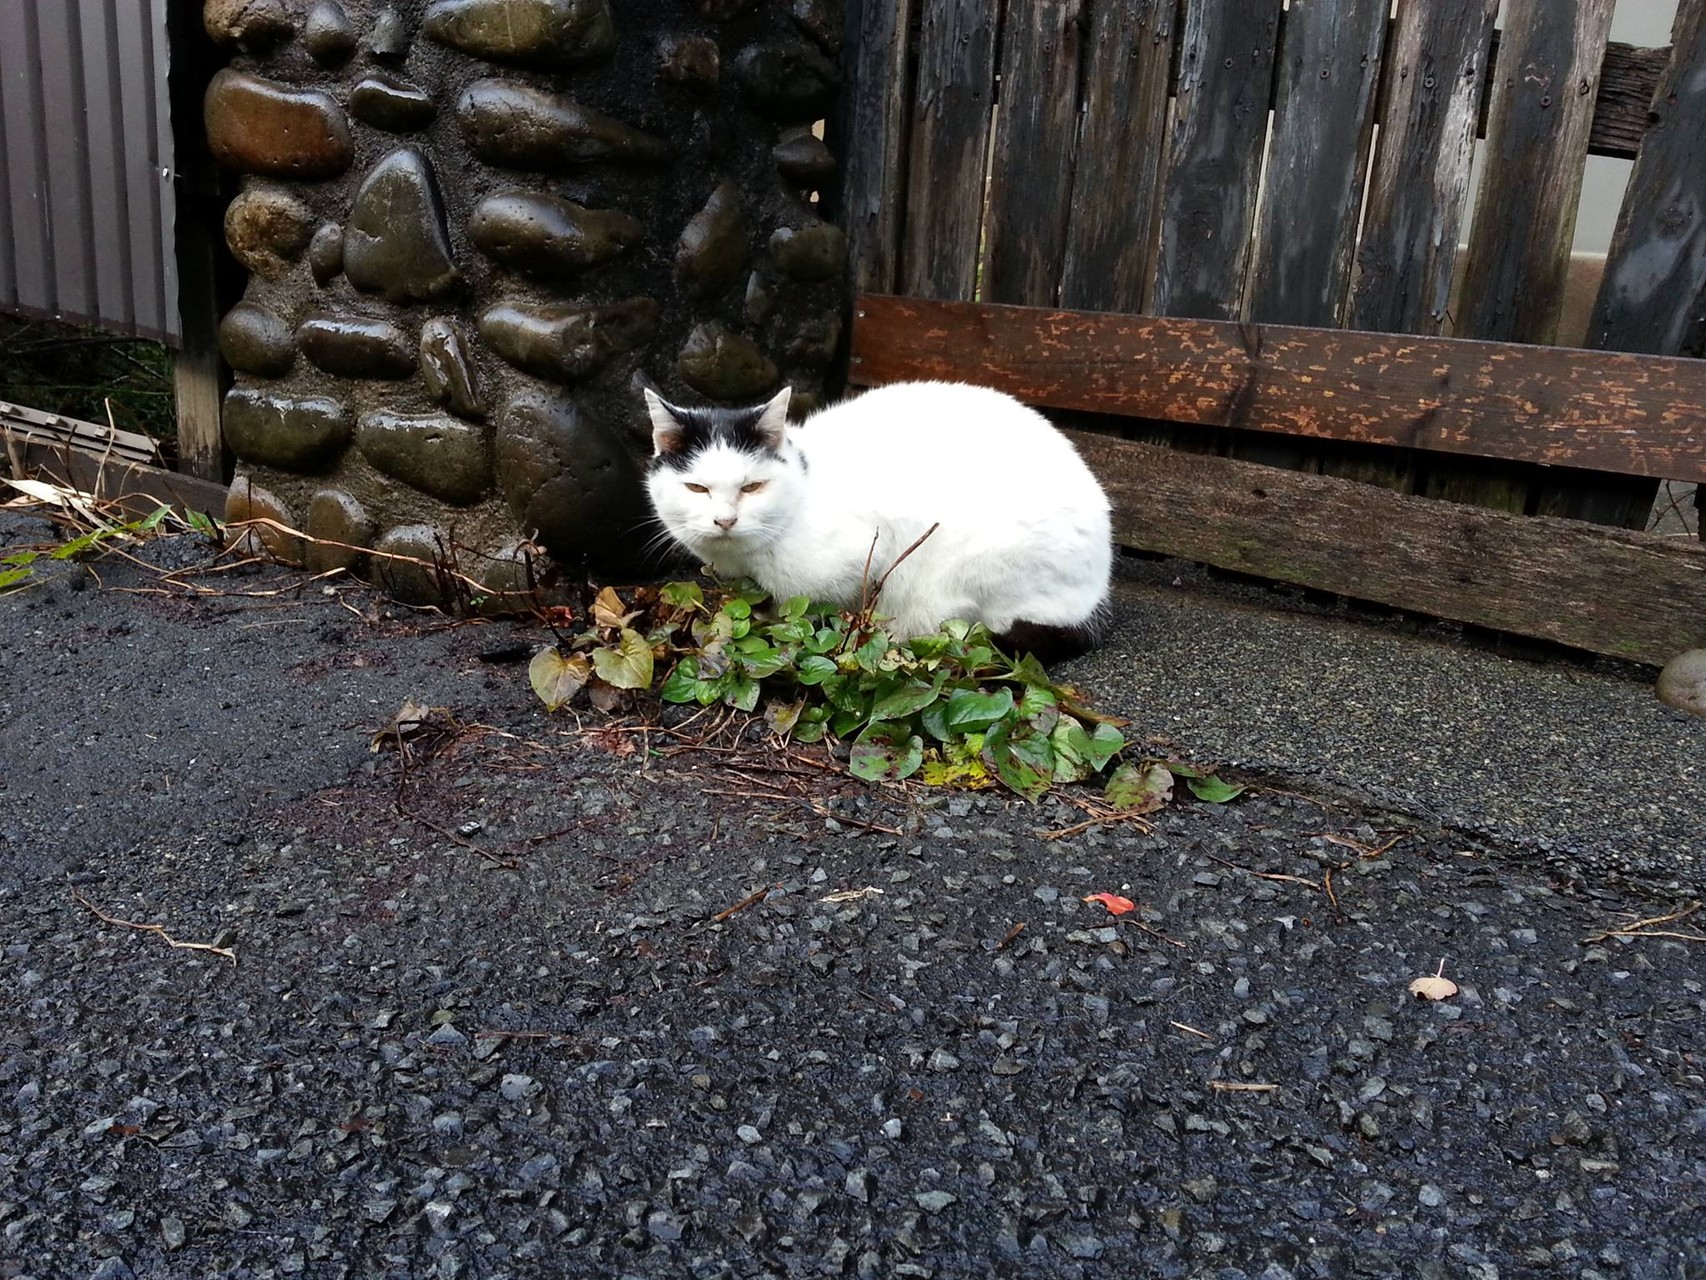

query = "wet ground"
[{"left": 1, "top": 525, "right": 1702, "bottom": 1279}]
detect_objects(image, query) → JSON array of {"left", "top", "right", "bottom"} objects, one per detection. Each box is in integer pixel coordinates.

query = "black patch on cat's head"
[{"left": 645, "top": 387, "right": 792, "bottom": 470}]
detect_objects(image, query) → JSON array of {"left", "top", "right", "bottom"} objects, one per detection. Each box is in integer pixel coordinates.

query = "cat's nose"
[{"left": 714, "top": 515, "right": 737, "bottom": 531}]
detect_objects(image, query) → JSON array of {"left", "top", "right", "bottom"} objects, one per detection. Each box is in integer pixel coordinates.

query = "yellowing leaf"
[
  {"left": 1083, "top": 892, "right": 1136, "bottom": 916},
  {"left": 529, "top": 649, "right": 591, "bottom": 711},
  {"left": 592, "top": 628, "right": 655, "bottom": 690},
  {"left": 593, "top": 586, "right": 641, "bottom": 630},
  {"left": 1105, "top": 761, "right": 1173, "bottom": 812}
]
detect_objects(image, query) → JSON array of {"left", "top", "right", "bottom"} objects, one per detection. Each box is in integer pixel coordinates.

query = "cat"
[{"left": 643, "top": 380, "right": 1113, "bottom": 661}]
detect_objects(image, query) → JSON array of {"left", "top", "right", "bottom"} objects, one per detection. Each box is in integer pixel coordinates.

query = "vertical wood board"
[
  {"left": 1247, "top": 0, "right": 1388, "bottom": 328},
  {"left": 1151, "top": 0, "right": 1282, "bottom": 320},
  {"left": 901, "top": 0, "right": 1003, "bottom": 301},
  {"left": 980, "top": 0, "right": 1086, "bottom": 306},
  {"left": 1058, "top": 0, "right": 1178, "bottom": 312},
  {"left": 1587, "top": 0, "right": 1706, "bottom": 357},
  {"left": 830, "top": 0, "right": 918, "bottom": 295},
  {"left": 1349, "top": 0, "right": 1497, "bottom": 335}
]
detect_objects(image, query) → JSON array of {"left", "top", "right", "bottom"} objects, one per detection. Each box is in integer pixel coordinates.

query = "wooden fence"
[{"left": 830, "top": 0, "right": 1706, "bottom": 663}]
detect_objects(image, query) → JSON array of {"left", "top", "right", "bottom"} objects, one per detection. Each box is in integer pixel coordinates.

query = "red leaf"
[{"left": 1083, "top": 892, "right": 1136, "bottom": 916}]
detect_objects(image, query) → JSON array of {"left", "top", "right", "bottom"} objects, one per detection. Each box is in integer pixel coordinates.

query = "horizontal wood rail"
[{"left": 849, "top": 295, "right": 1706, "bottom": 485}]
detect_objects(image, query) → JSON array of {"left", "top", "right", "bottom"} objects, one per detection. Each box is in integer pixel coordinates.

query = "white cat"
[{"left": 643, "top": 380, "right": 1113, "bottom": 660}]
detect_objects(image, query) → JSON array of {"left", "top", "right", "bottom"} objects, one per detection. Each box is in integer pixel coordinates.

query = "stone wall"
[{"left": 203, "top": 0, "right": 845, "bottom": 603}]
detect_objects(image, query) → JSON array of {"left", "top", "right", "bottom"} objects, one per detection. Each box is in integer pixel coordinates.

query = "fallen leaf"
[
  {"left": 592, "top": 586, "right": 641, "bottom": 630},
  {"left": 819, "top": 887, "right": 884, "bottom": 904},
  {"left": 1083, "top": 892, "right": 1136, "bottom": 916},
  {"left": 529, "top": 649, "right": 591, "bottom": 712},
  {"left": 1105, "top": 761, "right": 1173, "bottom": 812},
  {"left": 1409, "top": 959, "right": 1459, "bottom": 1001},
  {"left": 370, "top": 699, "right": 435, "bottom": 752},
  {"left": 591, "top": 628, "right": 655, "bottom": 690}
]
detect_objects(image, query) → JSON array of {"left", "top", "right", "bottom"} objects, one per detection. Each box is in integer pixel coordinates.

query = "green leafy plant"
[
  {"left": 529, "top": 579, "right": 1244, "bottom": 808},
  {"left": 0, "top": 480, "right": 220, "bottom": 593}
]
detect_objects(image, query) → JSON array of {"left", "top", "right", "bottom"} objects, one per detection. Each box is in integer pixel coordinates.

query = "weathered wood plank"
[
  {"left": 1350, "top": 0, "right": 1497, "bottom": 336},
  {"left": 1458, "top": 0, "right": 1613, "bottom": 347},
  {"left": 1249, "top": 0, "right": 1387, "bottom": 328},
  {"left": 13, "top": 439, "right": 228, "bottom": 522},
  {"left": 980, "top": 0, "right": 1084, "bottom": 306},
  {"left": 1588, "top": 41, "right": 1673, "bottom": 160},
  {"left": 1588, "top": 0, "right": 1706, "bottom": 358},
  {"left": 1151, "top": 0, "right": 1281, "bottom": 320},
  {"left": 900, "top": 0, "right": 1002, "bottom": 302},
  {"left": 827, "top": 0, "right": 918, "bottom": 295},
  {"left": 1063, "top": 428, "right": 1706, "bottom": 666},
  {"left": 1057, "top": 0, "right": 1177, "bottom": 312},
  {"left": 848, "top": 294, "right": 1706, "bottom": 484}
]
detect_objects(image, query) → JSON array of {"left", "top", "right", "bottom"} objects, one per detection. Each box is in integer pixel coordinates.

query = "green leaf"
[
  {"left": 869, "top": 680, "right": 940, "bottom": 723},
  {"left": 853, "top": 634, "right": 894, "bottom": 673},
  {"left": 907, "top": 633, "right": 952, "bottom": 660},
  {"left": 0, "top": 566, "right": 33, "bottom": 591},
  {"left": 1049, "top": 718, "right": 1094, "bottom": 784},
  {"left": 792, "top": 719, "right": 827, "bottom": 743},
  {"left": 1186, "top": 775, "right": 1247, "bottom": 804},
  {"left": 782, "top": 594, "right": 811, "bottom": 621},
  {"left": 660, "top": 581, "right": 704, "bottom": 610},
  {"left": 1084, "top": 722, "right": 1126, "bottom": 772},
  {"left": 592, "top": 628, "right": 655, "bottom": 690},
  {"left": 830, "top": 707, "right": 864, "bottom": 738},
  {"left": 850, "top": 724, "right": 925, "bottom": 783},
  {"left": 805, "top": 627, "right": 843, "bottom": 654},
  {"left": 529, "top": 648, "right": 591, "bottom": 712},
  {"left": 184, "top": 508, "right": 220, "bottom": 537},
  {"left": 722, "top": 597, "right": 752, "bottom": 620},
  {"left": 796, "top": 654, "right": 837, "bottom": 685},
  {"left": 942, "top": 687, "right": 1015, "bottom": 734},
  {"left": 919, "top": 699, "right": 953, "bottom": 743},
  {"left": 658, "top": 657, "right": 701, "bottom": 703},
  {"left": 724, "top": 673, "right": 761, "bottom": 712},
  {"left": 1105, "top": 761, "right": 1174, "bottom": 812},
  {"left": 988, "top": 733, "right": 1053, "bottom": 801}
]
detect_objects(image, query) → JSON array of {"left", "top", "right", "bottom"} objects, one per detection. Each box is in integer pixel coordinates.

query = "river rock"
[
  {"left": 733, "top": 39, "right": 838, "bottom": 124},
  {"left": 303, "top": 0, "right": 358, "bottom": 65},
  {"left": 677, "top": 322, "right": 777, "bottom": 400},
  {"left": 1658, "top": 649, "right": 1706, "bottom": 717},
  {"left": 790, "top": 0, "right": 844, "bottom": 52},
  {"left": 676, "top": 182, "right": 748, "bottom": 300},
  {"left": 344, "top": 148, "right": 462, "bottom": 304},
  {"left": 658, "top": 36, "right": 719, "bottom": 89},
  {"left": 223, "top": 185, "right": 315, "bottom": 280},
  {"left": 225, "top": 479, "right": 304, "bottom": 565},
  {"left": 744, "top": 273, "right": 774, "bottom": 325},
  {"left": 457, "top": 79, "right": 668, "bottom": 170},
  {"left": 696, "top": 0, "right": 758, "bottom": 17},
  {"left": 373, "top": 524, "right": 451, "bottom": 606},
  {"left": 480, "top": 298, "right": 659, "bottom": 383},
  {"left": 770, "top": 223, "right": 846, "bottom": 282},
  {"left": 218, "top": 302, "right": 296, "bottom": 377},
  {"left": 782, "top": 310, "right": 842, "bottom": 371},
  {"left": 224, "top": 390, "right": 353, "bottom": 470},
  {"left": 305, "top": 489, "right": 376, "bottom": 574},
  {"left": 496, "top": 390, "right": 650, "bottom": 573},
  {"left": 468, "top": 192, "right": 643, "bottom": 278},
  {"left": 205, "top": 70, "right": 353, "bottom": 179},
  {"left": 298, "top": 315, "right": 416, "bottom": 379},
  {"left": 423, "top": 0, "right": 614, "bottom": 65},
  {"left": 308, "top": 224, "right": 344, "bottom": 285},
  {"left": 349, "top": 74, "right": 438, "bottom": 132},
  {"left": 463, "top": 540, "right": 537, "bottom": 611},
  {"left": 204, "top": 0, "right": 294, "bottom": 51},
  {"left": 367, "top": 7, "right": 410, "bottom": 62},
  {"left": 358, "top": 411, "right": 492, "bottom": 506},
  {"left": 420, "top": 319, "right": 485, "bottom": 419},
  {"left": 773, "top": 133, "right": 836, "bottom": 186}
]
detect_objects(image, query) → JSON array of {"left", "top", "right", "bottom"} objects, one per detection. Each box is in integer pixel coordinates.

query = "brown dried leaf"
[{"left": 1409, "top": 960, "right": 1459, "bottom": 1001}]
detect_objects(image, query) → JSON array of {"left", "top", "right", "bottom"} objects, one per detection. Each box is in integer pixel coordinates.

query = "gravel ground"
[{"left": 1, "top": 527, "right": 1703, "bottom": 1278}]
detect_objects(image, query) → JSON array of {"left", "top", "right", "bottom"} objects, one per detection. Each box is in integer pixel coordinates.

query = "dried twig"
[
  {"left": 1169, "top": 1020, "right": 1212, "bottom": 1040},
  {"left": 1582, "top": 901, "right": 1705, "bottom": 946},
  {"left": 1209, "top": 1081, "right": 1279, "bottom": 1093},
  {"left": 72, "top": 889, "right": 237, "bottom": 963},
  {"left": 712, "top": 883, "right": 780, "bottom": 922},
  {"left": 994, "top": 922, "right": 1027, "bottom": 952}
]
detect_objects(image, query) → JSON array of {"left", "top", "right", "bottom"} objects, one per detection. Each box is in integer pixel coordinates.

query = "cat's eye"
[
  {"left": 684, "top": 482, "right": 709, "bottom": 494},
  {"left": 740, "top": 481, "right": 767, "bottom": 494}
]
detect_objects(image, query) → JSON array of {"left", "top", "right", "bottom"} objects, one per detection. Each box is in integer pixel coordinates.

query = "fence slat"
[
  {"left": 848, "top": 294, "right": 1706, "bottom": 484},
  {"left": 1351, "top": 0, "right": 1497, "bottom": 336},
  {"left": 1057, "top": 0, "right": 1177, "bottom": 312},
  {"left": 980, "top": 0, "right": 1085, "bottom": 306},
  {"left": 1588, "top": 0, "right": 1706, "bottom": 358},
  {"left": 1064, "top": 429, "right": 1706, "bottom": 666},
  {"left": 0, "top": 2, "right": 54, "bottom": 320},
  {"left": 1248, "top": 0, "right": 1386, "bottom": 327},
  {"left": 830, "top": 0, "right": 918, "bottom": 295},
  {"left": 1152, "top": 0, "right": 1282, "bottom": 320},
  {"left": 901, "top": 0, "right": 1002, "bottom": 302}
]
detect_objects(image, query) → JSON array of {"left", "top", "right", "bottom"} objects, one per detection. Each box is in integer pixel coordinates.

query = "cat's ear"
[
  {"left": 644, "top": 388, "right": 688, "bottom": 457},
  {"left": 753, "top": 385, "right": 793, "bottom": 452}
]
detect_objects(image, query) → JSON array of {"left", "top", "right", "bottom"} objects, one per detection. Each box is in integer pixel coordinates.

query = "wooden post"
[{"left": 165, "top": 0, "right": 231, "bottom": 483}]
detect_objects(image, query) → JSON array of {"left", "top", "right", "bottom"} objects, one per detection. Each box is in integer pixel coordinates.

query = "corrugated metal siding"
[{"left": 0, "top": 0, "right": 179, "bottom": 344}]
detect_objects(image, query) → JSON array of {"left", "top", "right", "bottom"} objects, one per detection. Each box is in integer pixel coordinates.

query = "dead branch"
[{"left": 72, "top": 889, "right": 237, "bottom": 964}]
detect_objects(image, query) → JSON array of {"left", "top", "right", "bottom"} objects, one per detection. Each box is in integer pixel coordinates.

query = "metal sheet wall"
[{"left": 0, "top": 0, "right": 179, "bottom": 344}]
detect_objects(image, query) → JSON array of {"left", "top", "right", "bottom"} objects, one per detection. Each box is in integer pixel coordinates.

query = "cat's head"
[{"left": 643, "top": 386, "right": 801, "bottom": 552}]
